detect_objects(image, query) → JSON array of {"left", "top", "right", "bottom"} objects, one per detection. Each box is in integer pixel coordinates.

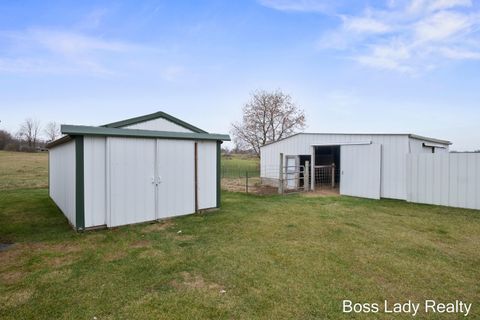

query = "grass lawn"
[
  {"left": 221, "top": 154, "right": 259, "bottom": 178},
  {"left": 0, "top": 151, "right": 48, "bottom": 190},
  {"left": 0, "top": 151, "right": 479, "bottom": 319}
]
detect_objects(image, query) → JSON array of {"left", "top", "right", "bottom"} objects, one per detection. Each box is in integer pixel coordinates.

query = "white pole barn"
[
  {"left": 260, "top": 133, "right": 451, "bottom": 201},
  {"left": 47, "top": 111, "right": 230, "bottom": 231}
]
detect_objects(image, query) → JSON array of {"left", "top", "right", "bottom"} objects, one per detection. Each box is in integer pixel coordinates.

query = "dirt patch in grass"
[
  {"left": 0, "top": 288, "right": 34, "bottom": 308},
  {"left": 142, "top": 220, "right": 174, "bottom": 233},
  {"left": 47, "top": 255, "right": 75, "bottom": 268},
  {"left": 138, "top": 248, "right": 163, "bottom": 259},
  {"left": 26, "top": 242, "right": 83, "bottom": 254},
  {"left": 130, "top": 239, "right": 151, "bottom": 249},
  {"left": 103, "top": 251, "right": 128, "bottom": 262},
  {"left": 39, "top": 269, "right": 72, "bottom": 283},
  {"left": 0, "top": 270, "right": 25, "bottom": 285},
  {"left": 301, "top": 189, "right": 340, "bottom": 197},
  {"left": 171, "top": 272, "right": 224, "bottom": 292}
]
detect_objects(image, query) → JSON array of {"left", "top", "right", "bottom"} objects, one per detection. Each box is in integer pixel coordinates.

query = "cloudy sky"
[{"left": 1, "top": 0, "right": 479, "bottom": 150}]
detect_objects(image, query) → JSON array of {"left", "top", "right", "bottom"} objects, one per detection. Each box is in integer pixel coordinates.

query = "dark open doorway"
[{"left": 313, "top": 145, "right": 341, "bottom": 188}]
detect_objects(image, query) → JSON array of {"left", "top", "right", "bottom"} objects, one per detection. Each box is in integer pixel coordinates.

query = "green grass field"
[
  {"left": 0, "top": 151, "right": 479, "bottom": 319},
  {"left": 0, "top": 151, "right": 48, "bottom": 190},
  {"left": 221, "top": 154, "right": 259, "bottom": 178}
]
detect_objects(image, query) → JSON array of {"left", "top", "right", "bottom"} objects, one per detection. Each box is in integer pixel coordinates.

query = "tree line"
[
  {"left": 2, "top": 89, "right": 306, "bottom": 153},
  {"left": 0, "top": 118, "right": 61, "bottom": 152}
]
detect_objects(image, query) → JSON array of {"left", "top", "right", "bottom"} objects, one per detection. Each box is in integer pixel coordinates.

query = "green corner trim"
[
  {"left": 216, "top": 141, "right": 221, "bottom": 208},
  {"left": 75, "top": 136, "right": 85, "bottom": 231}
]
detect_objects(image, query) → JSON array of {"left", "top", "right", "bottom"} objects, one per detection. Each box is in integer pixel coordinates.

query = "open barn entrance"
[{"left": 312, "top": 145, "right": 340, "bottom": 192}]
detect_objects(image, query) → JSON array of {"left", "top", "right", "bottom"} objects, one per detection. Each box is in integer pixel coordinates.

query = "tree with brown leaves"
[{"left": 231, "top": 89, "right": 306, "bottom": 156}]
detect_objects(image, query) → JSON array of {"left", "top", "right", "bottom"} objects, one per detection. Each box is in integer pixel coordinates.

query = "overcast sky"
[{"left": 1, "top": 0, "right": 479, "bottom": 150}]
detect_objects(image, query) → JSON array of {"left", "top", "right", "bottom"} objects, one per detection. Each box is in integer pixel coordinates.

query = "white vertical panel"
[
  {"left": 84, "top": 136, "right": 106, "bottom": 228},
  {"left": 123, "top": 118, "right": 193, "bottom": 132},
  {"left": 260, "top": 134, "right": 413, "bottom": 200},
  {"left": 197, "top": 141, "right": 217, "bottom": 209},
  {"left": 157, "top": 139, "right": 195, "bottom": 218},
  {"left": 407, "top": 153, "right": 480, "bottom": 210},
  {"left": 107, "top": 137, "right": 156, "bottom": 227},
  {"left": 340, "top": 144, "right": 382, "bottom": 199},
  {"left": 49, "top": 140, "right": 76, "bottom": 227}
]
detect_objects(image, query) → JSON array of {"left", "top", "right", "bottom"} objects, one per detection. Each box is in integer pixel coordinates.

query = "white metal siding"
[
  {"left": 49, "top": 140, "right": 76, "bottom": 227},
  {"left": 260, "top": 134, "right": 410, "bottom": 200},
  {"left": 84, "top": 136, "right": 106, "bottom": 228},
  {"left": 407, "top": 153, "right": 480, "bottom": 210},
  {"left": 107, "top": 137, "right": 157, "bottom": 227},
  {"left": 123, "top": 118, "right": 193, "bottom": 132},
  {"left": 197, "top": 141, "right": 217, "bottom": 209},
  {"left": 409, "top": 137, "right": 449, "bottom": 154},
  {"left": 340, "top": 144, "right": 382, "bottom": 199},
  {"left": 156, "top": 139, "right": 196, "bottom": 218}
]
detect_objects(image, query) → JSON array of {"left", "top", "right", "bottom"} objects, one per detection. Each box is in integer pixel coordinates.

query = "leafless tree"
[
  {"left": 231, "top": 89, "right": 306, "bottom": 156},
  {"left": 44, "top": 121, "right": 61, "bottom": 142},
  {"left": 18, "top": 118, "right": 41, "bottom": 149}
]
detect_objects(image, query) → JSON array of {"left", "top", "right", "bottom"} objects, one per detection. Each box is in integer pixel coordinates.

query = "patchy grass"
[
  {"left": 0, "top": 151, "right": 48, "bottom": 190},
  {"left": 0, "top": 188, "right": 479, "bottom": 319}
]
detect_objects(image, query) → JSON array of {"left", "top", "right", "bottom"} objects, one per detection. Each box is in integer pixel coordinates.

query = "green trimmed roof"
[
  {"left": 58, "top": 125, "right": 229, "bottom": 142},
  {"left": 46, "top": 111, "right": 230, "bottom": 148},
  {"left": 102, "top": 111, "right": 207, "bottom": 133}
]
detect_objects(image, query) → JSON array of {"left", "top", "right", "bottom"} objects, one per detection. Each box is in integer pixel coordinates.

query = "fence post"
[
  {"left": 305, "top": 161, "right": 310, "bottom": 192},
  {"left": 278, "top": 153, "right": 284, "bottom": 194},
  {"left": 311, "top": 147, "right": 315, "bottom": 192},
  {"left": 331, "top": 163, "right": 335, "bottom": 188},
  {"left": 246, "top": 171, "right": 249, "bottom": 194}
]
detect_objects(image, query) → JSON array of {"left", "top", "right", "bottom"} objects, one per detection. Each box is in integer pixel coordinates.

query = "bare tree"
[
  {"left": 231, "top": 89, "right": 306, "bottom": 155},
  {"left": 44, "top": 121, "right": 61, "bottom": 142},
  {"left": 0, "top": 129, "right": 13, "bottom": 150},
  {"left": 18, "top": 118, "right": 41, "bottom": 149}
]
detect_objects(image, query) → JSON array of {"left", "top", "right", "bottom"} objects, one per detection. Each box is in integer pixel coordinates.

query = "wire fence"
[{"left": 221, "top": 161, "right": 338, "bottom": 195}]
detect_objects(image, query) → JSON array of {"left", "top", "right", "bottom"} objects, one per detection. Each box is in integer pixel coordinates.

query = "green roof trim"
[
  {"left": 102, "top": 111, "right": 208, "bottom": 133},
  {"left": 60, "top": 125, "right": 230, "bottom": 141}
]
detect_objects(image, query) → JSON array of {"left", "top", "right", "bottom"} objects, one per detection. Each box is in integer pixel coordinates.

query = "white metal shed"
[
  {"left": 260, "top": 133, "right": 451, "bottom": 200},
  {"left": 47, "top": 111, "right": 230, "bottom": 231}
]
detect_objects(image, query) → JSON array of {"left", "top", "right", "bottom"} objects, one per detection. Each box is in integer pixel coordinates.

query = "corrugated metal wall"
[
  {"left": 49, "top": 139, "right": 76, "bottom": 227},
  {"left": 340, "top": 144, "right": 382, "bottom": 199},
  {"left": 197, "top": 141, "right": 217, "bottom": 209},
  {"left": 123, "top": 118, "right": 193, "bottom": 132},
  {"left": 409, "top": 137, "right": 450, "bottom": 154},
  {"left": 260, "top": 134, "right": 410, "bottom": 200},
  {"left": 82, "top": 136, "right": 218, "bottom": 228},
  {"left": 107, "top": 137, "right": 157, "bottom": 227},
  {"left": 84, "top": 136, "right": 106, "bottom": 228},
  {"left": 407, "top": 153, "right": 480, "bottom": 210},
  {"left": 156, "top": 139, "right": 195, "bottom": 218}
]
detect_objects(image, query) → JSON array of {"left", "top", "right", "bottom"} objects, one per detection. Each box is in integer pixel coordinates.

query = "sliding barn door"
[{"left": 340, "top": 144, "right": 382, "bottom": 199}]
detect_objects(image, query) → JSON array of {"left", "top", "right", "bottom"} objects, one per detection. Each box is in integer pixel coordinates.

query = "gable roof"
[{"left": 102, "top": 111, "right": 207, "bottom": 133}]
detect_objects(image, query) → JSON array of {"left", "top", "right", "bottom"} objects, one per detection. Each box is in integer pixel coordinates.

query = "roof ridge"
[{"left": 101, "top": 111, "right": 207, "bottom": 133}]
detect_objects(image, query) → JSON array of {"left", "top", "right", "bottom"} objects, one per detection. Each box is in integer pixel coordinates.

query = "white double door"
[{"left": 107, "top": 138, "right": 195, "bottom": 227}]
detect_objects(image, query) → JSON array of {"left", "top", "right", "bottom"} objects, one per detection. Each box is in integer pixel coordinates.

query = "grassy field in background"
[
  {"left": 0, "top": 151, "right": 48, "bottom": 190},
  {"left": 1, "top": 151, "right": 479, "bottom": 319},
  {"left": 221, "top": 154, "right": 259, "bottom": 178}
]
